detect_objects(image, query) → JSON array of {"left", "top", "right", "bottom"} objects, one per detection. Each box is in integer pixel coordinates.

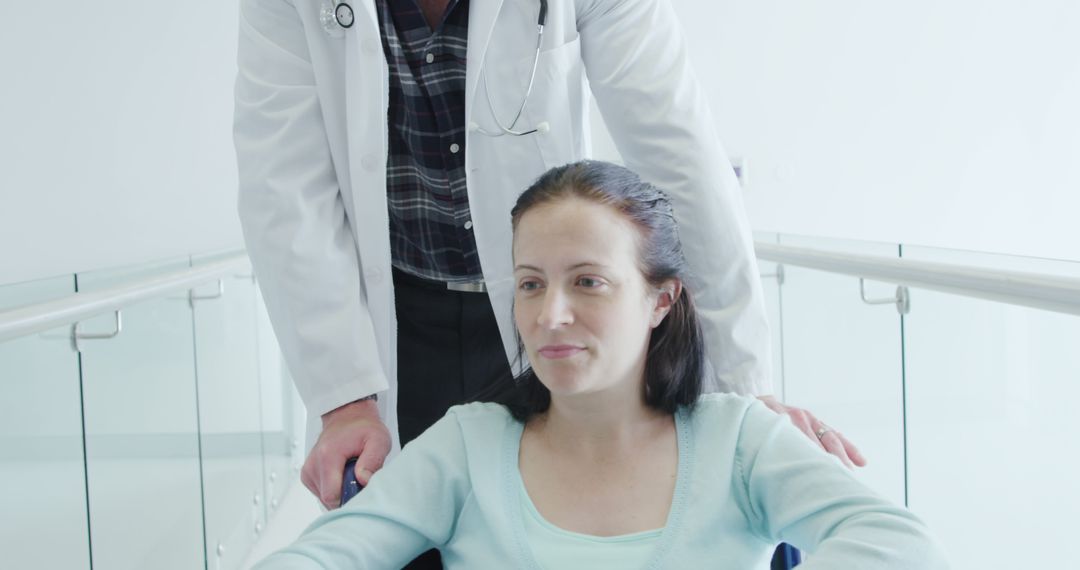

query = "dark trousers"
[{"left": 393, "top": 268, "right": 516, "bottom": 569}]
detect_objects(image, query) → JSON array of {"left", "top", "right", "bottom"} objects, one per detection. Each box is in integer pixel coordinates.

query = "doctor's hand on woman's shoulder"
[
  {"left": 301, "top": 398, "right": 392, "bottom": 510},
  {"left": 757, "top": 395, "right": 868, "bottom": 470}
]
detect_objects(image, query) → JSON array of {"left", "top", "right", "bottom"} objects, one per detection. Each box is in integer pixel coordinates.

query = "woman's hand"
[{"left": 757, "top": 395, "right": 867, "bottom": 469}]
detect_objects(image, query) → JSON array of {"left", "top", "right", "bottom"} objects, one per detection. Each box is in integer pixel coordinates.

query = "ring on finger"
[{"left": 814, "top": 425, "right": 833, "bottom": 440}]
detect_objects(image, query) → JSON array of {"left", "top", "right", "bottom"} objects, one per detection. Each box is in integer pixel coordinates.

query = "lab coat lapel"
[
  {"left": 466, "top": 0, "right": 506, "bottom": 129},
  {"left": 342, "top": 0, "right": 388, "bottom": 208},
  {"left": 341, "top": 0, "right": 393, "bottom": 292}
]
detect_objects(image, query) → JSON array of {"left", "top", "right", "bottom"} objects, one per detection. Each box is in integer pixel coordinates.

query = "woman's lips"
[{"left": 538, "top": 345, "right": 585, "bottom": 359}]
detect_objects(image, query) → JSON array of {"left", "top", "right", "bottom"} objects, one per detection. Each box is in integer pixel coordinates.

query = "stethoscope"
[
  {"left": 322, "top": 0, "right": 549, "bottom": 137},
  {"left": 325, "top": 0, "right": 355, "bottom": 29}
]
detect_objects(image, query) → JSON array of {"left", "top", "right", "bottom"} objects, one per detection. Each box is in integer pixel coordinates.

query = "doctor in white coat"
[{"left": 234, "top": 0, "right": 864, "bottom": 525}]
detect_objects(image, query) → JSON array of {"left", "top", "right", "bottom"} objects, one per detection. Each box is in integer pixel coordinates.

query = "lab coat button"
[{"left": 360, "top": 154, "right": 379, "bottom": 171}]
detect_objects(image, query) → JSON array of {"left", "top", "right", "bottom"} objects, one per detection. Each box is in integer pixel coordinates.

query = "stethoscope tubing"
[{"left": 476, "top": 24, "right": 544, "bottom": 137}]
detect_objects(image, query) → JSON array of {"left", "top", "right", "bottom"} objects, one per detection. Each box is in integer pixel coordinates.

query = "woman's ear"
[{"left": 650, "top": 279, "right": 682, "bottom": 328}]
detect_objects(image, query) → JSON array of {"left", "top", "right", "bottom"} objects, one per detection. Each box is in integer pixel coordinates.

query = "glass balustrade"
[
  {"left": 0, "top": 274, "right": 89, "bottom": 569},
  {"left": 190, "top": 253, "right": 267, "bottom": 570},
  {"left": 772, "top": 234, "right": 908, "bottom": 507},
  {"left": 0, "top": 252, "right": 301, "bottom": 569},
  {"left": 75, "top": 256, "right": 207, "bottom": 570},
  {"left": 254, "top": 284, "right": 305, "bottom": 518},
  {"left": 3, "top": 240, "right": 1076, "bottom": 568},
  {"left": 900, "top": 245, "right": 1080, "bottom": 569},
  {"left": 758, "top": 236, "right": 1080, "bottom": 566}
]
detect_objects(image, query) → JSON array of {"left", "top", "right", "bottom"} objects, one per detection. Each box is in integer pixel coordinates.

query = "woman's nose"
[{"left": 537, "top": 289, "right": 574, "bottom": 329}]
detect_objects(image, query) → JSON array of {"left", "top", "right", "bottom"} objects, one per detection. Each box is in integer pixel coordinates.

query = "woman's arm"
[
  {"left": 253, "top": 412, "right": 472, "bottom": 569},
  {"left": 736, "top": 401, "right": 949, "bottom": 568}
]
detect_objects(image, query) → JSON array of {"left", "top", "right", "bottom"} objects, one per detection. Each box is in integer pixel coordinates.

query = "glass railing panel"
[
  {"left": 189, "top": 254, "right": 265, "bottom": 570},
  {"left": 901, "top": 245, "right": 1080, "bottom": 568},
  {"left": 754, "top": 231, "right": 787, "bottom": 401},
  {"left": 775, "top": 235, "right": 907, "bottom": 506},
  {"left": 0, "top": 274, "right": 90, "bottom": 569},
  {"left": 254, "top": 283, "right": 304, "bottom": 515},
  {"left": 75, "top": 258, "right": 206, "bottom": 570}
]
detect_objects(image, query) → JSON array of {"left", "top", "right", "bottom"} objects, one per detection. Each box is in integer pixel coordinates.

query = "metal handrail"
[
  {"left": 755, "top": 242, "right": 1080, "bottom": 316},
  {"left": 0, "top": 254, "right": 249, "bottom": 343}
]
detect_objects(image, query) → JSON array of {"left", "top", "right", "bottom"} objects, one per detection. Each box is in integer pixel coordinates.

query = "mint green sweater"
[{"left": 256, "top": 394, "right": 949, "bottom": 569}]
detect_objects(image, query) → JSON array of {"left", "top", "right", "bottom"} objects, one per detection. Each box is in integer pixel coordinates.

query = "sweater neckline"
[{"left": 501, "top": 406, "right": 694, "bottom": 570}]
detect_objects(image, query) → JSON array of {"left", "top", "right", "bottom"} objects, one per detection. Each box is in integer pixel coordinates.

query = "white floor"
[{"left": 241, "top": 479, "right": 323, "bottom": 569}]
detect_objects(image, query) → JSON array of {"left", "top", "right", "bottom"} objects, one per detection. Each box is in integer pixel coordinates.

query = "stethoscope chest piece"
[
  {"left": 335, "top": 2, "right": 355, "bottom": 28},
  {"left": 322, "top": 1, "right": 354, "bottom": 36}
]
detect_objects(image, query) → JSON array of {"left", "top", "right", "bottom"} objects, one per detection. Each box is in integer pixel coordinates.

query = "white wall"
[
  {"left": 5, "top": 1, "right": 1075, "bottom": 289},
  {"left": 592, "top": 0, "right": 1080, "bottom": 263},
  {"left": 0, "top": 1, "right": 243, "bottom": 287}
]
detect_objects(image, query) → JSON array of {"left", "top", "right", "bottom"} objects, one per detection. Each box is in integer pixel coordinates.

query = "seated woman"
[{"left": 256, "top": 161, "right": 949, "bottom": 569}]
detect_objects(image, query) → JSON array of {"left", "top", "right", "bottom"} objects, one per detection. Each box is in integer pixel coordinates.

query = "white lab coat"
[{"left": 234, "top": 0, "right": 772, "bottom": 453}]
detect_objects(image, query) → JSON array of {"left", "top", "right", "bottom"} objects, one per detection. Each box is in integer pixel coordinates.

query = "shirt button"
[
  {"left": 425, "top": 53, "right": 435, "bottom": 64},
  {"left": 449, "top": 143, "right": 460, "bottom": 154},
  {"left": 464, "top": 220, "right": 473, "bottom": 230}
]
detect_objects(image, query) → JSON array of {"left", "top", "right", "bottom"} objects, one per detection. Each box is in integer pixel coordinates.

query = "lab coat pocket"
[{"left": 515, "top": 34, "right": 588, "bottom": 169}]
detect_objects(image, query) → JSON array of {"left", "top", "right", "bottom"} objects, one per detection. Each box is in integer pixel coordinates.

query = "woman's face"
[{"left": 512, "top": 197, "right": 674, "bottom": 400}]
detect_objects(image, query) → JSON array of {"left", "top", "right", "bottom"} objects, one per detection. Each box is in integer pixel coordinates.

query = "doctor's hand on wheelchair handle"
[{"left": 301, "top": 397, "right": 391, "bottom": 510}]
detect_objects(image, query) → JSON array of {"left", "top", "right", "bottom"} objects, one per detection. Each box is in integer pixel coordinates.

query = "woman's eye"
[
  {"left": 519, "top": 280, "right": 542, "bottom": 291},
  {"left": 577, "top": 277, "right": 603, "bottom": 288}
]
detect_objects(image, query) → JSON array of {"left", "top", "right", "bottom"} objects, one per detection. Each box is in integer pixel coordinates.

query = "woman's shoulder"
[
  {"left": 433, "top": 403, "right": 519, "bottom": 476},
  {"left": 445, "top": 401, "right": 516, "bottom": 422},
  {"left": 690, "top": 392, "right": 763, "bottom": 416},
  {"left": 399, "top": 402, "right": 516, "bottom": 467},
  {"left": 684, "top": 393, "right": 782, "bottom": 445},
  {"left": 440, "top": 401, "right": 519, "bottom": 440}
]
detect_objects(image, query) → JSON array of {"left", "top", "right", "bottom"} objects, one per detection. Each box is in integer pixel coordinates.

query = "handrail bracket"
[
  {"left": 72, "top": 310, "right": 123, "bottom": 353},
  {"left": 860, "top": 278, "right": 911, "bottom": 315}
]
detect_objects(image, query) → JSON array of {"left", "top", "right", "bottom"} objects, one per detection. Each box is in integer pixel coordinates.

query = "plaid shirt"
[{"left": 376, "top": 0, "right": 483, "bottom": 283}]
